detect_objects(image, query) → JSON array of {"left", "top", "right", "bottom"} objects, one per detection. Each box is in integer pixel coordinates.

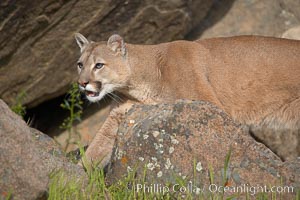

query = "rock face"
[
  {"left": 188, "top": 0, "right": 300, "bottom": 39},
  {"left": 107, "top": 101, "right": 299, "bottom": 198},
  {"left": 0, "top": 0, "right": 213, "bottom": 108},
  {"left": 0, "top": 99, "right": 87, "bottom": 200},
  {"left": 280, "top": 0, "right": 300, "bottom": 21}
]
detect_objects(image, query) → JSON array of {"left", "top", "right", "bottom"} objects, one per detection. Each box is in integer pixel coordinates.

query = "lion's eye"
[
  {"left": 77, "top": 62, "right": 83, "bottom": 69},
  {"left": 95, "top": 63, "right": 104, "bottom": 69}
]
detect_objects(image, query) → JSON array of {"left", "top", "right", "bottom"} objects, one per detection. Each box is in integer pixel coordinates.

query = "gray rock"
[
  {"left": 0, "top": 99, "right": 87, "bottom": 200},
  {"left": 0, "top": 0, "right": 213, "bottom": 108},
  {"left": 107, "top": 100, "right": 299, "bottom": 198}
]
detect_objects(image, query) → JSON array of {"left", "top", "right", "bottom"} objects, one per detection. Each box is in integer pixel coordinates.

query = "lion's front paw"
[{"left": 79, "top": 146, "right": 112, "bottom": 172}]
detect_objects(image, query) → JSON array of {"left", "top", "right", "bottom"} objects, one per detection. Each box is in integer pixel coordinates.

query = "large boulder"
[
  {"left": 0, "top": 0, "right": 213, "bottom": 108},
  {"left": 0, "top": 99, "right": 87, "bottom": 200},
  {"left": 107, "top": 100, "right": 299, "bottom": 199}
]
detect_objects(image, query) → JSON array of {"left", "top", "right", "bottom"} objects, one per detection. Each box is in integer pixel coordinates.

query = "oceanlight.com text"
[{"left": 132, "top": 182, "right": 294, "bottom": 196}]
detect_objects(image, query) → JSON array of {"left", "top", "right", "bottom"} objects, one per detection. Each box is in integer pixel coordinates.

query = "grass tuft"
[
  {"left": 11, "top": 91, "right": 27, "bottom": 118},
  {"left": 47, "top": 148, "right": 299, "bottom": 200}
]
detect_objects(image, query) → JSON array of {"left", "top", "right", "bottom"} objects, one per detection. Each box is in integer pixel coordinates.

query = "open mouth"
[{"left": 85, "top": 90, "right": 100, "bottom": 97}]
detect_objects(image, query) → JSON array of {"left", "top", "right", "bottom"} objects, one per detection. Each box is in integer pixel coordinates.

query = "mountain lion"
[{"left": 74, "top": 33, "right": 300, "bottom": 168}]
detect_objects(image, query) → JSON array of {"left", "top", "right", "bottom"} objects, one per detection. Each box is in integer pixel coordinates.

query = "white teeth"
[{"left": 85, "top": 84, "right": 116, "bottom": 103}]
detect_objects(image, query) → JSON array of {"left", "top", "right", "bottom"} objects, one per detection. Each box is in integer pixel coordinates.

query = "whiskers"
[
  {"left": 107, "top": 92, "right": 124, "bottom": 104},
  {"left": 105, "top": 83, "right": 129, "bottom": 105}
]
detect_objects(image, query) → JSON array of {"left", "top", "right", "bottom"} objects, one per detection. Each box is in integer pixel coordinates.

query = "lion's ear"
[
  {"left": 74, "top": 33, "right": 89, "bottom": 52},
  {"left": 107, "top": 34, "right": 126, "bottom": 56}
]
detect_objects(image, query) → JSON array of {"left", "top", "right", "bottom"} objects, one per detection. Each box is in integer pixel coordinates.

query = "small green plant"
[
  {"left": 60, "top": 83, "right": 83, "bottom": 151},
  {"left": 11, "top": 91, "right": 27, "bottom": 118}
]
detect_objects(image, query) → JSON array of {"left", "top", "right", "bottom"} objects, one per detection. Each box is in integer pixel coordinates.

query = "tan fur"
[{"left": 75, "top": 33, "right": 300, "bottom": 167}]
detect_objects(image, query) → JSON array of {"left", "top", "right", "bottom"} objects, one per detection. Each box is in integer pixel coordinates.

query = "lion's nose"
[{"left": 78, "top": 80, "right": 89, "bottom": 88}]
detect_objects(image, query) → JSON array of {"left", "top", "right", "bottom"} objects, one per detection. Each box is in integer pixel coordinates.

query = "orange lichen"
[
  {"left": 1, "top": 191, "right": 8, "bottom": 197},
  {"left": 121, "top": 156, "right": 128, "bottom": 164},
  {"left": 224, "top": 180, "right": 232, "bottom": 187}
]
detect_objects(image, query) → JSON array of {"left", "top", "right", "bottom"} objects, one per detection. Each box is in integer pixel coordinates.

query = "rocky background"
[{"left": 1, "top": 0, "right": 300, "bottom": 198}]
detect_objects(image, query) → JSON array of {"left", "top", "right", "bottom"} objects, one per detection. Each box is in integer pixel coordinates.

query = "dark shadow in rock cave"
[{"left": 25, "top": 94, "right": 111, "bottom": 138}]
